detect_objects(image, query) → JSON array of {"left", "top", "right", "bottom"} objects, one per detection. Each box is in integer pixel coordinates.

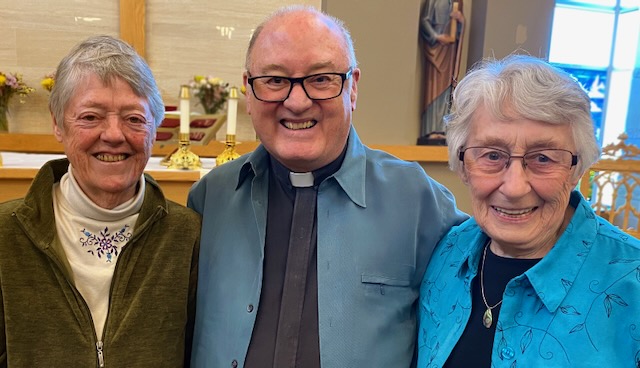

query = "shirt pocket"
[
  {"left": 361, "top": 272, "right": 414, "bottom": 321},
  {"left": 361, "top": 269, "right": 413, "bottom": 297}
]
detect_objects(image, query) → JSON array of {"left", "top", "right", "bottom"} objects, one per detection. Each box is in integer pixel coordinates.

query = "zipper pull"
[{"left": 96, "top": 341, "right": 105, "bottom": 367}]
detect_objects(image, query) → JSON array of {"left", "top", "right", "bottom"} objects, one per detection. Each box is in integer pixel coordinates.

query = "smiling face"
[
  {"left": 460, "top": 106, "right": 579, "bottom": 258},
  {"left": 243, "top": 10, "right": 360, "bottom": 172},
  {"left": 53, "top": 73, "right": 155, "bottom": 209}
]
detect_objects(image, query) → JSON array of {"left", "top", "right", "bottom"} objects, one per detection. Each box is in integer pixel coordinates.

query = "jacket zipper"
[
  {"left": 92, "top": 208, "right": 165, "bottom": 367},
  {"left": 96, "top": 341, "right": 105, "bottom": 367},
  {"left": 13, "top": 207, "right": 165, "bottom": 368}
]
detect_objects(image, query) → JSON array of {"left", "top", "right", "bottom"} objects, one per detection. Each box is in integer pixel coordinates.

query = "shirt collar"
[
  {"left": 236, "top": 125, "right": 367, "bottom": 208},
  {"left": 524, "top": 191, "right": 599, "bottom": 312},
  {"left": 269, "top": 142, "right": 347, "bottom": 191}
]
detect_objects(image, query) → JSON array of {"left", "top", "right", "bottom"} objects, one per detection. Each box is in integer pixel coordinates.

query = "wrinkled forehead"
[{"left": 468, "top": 107, "right": 576, "bottom": 152}]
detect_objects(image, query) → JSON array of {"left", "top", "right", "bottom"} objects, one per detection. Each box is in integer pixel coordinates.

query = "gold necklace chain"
[{"left": 480, "top": 242, "right": 503, "bottom": 328}]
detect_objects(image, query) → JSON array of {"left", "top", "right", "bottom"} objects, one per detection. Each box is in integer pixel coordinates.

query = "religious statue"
[{"left": 418, "top": 0, "right": 465, "bottom": 144}]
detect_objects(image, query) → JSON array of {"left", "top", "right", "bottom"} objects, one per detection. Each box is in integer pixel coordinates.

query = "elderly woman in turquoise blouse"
[{"left": 418, "top": 54, "right": 640, "bottom": 367}]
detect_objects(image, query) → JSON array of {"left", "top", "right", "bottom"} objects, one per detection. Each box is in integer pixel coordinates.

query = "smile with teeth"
[
  {"left": 493, "top": 206, "right": 536, "bottom": 217},
  {"left": 282, "top": 120, "right": 317, "bottom": 130},
  {"left": 96, "top": 154, "right": 127, "bottom": 162}
]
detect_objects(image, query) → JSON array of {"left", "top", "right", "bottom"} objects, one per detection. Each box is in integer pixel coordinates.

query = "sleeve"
[{"left": 419, "top": 2, "right": 439, "bottom": 46}]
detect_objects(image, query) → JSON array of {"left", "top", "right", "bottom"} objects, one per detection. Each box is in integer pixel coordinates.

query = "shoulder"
[
  {"left": 592, "top": 218, "right": 640, "bottom": 255},
  {"left": 164, "top": 200, "right": 202, "bottom": 228},
  {"left": 364, "top": 146, "right": 423, "bottom": 171},
  {"left": 362, "top": 146, "right": 435, "bottom": 188},
  {"left": 365, "top": 147, "right": 463, "bottom": 210},
  {"left": 0, "top": 199, "right": 24, "bottom": 234},
  {"left": 432, "top": 218, "right": 482, "bottom": 259},
  {"left": 165, "top": 200, "right": 201, "bottom": 218},
  {"left": 192, "top": 152, "right": 253, "bottom": 192},
  {"left": 142, "top": 177, "right": 202, "bottom": 230},
  {"left": 576, "top": 193, "right": 640, "bottom": 253},
  {"left": 0, "top": 198, "right": 22, "bottom": 215}
]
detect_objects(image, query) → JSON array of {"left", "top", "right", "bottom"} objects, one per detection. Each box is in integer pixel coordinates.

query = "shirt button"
[
  {"left": 500, "top": 347, "right": 515, "bottom": 360},
  {"left": 247, "top": 304, "right": 254, "bottom": 313},
  {"left": 231, "top": 359, "right": 238, "bottom": 368}
]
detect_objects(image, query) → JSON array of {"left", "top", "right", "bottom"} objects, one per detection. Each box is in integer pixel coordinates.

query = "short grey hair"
[
  {"left": 445, "top": 54, "right": 600, "bottom": 181},
  {"left": 49, "top": 35, "right": 164, "bottom": 128},
  {"left": 244, "top": 5, "right": 358, "bottom": 72}
]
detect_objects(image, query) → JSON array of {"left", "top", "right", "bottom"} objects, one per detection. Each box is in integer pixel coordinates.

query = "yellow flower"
[
  {"left": 208, "top": 77, "right": 222, "bottom": 85},
  {"left": 0, "top": 74, "right": 6, "bottom": 86},
  {"left": 41, "top": 77, "right": 55, "bottom": 92}
]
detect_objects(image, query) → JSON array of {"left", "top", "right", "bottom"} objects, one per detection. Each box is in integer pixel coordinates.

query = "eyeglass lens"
[
  {"left": 462, "top": 147, "right": 575, "bottom": 176},
  {"left": 249, "top": 72, "right": 347, "bottom": 102}
]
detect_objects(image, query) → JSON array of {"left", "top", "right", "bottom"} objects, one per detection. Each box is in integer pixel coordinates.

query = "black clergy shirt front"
[{"left": 243, "top": 148, "right": 346, "bottom": 368}]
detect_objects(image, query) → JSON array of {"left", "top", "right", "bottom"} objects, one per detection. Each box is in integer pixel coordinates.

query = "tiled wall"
[{"left": 0, "top": 0, "right": 319, "bottom": 142}]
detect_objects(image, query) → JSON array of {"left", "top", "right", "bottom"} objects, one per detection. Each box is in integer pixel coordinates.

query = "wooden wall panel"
[{"left": 120, "top": 0, "right": 146, "bottom": 57}]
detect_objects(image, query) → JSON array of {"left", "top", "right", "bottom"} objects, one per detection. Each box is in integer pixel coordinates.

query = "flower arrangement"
[
  {"left": 41, "top": 72, "right": 55, "bottom": 93},
  {"left": 189, "top": 75, "right": 229, "bottom": 114},
  {"left": 0, "top": 71, "right": 35, "bottom": 131}
]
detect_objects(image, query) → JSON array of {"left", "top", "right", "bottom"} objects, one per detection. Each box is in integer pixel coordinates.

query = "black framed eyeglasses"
[
  {"left": 458, "top": 146, "right": 578, "bottom": 177},
  {"left": 247, "top": 69, "right": 353, "bottom": 102}
]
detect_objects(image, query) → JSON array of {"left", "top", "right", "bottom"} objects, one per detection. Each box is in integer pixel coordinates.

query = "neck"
[{"left": 489, "top": 242, "right": 549, "bottom": 259}]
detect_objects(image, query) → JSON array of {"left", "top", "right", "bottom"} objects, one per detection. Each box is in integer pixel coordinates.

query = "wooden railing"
[{"left": 579, "top": 133, "right": 640, "bottom": 238}]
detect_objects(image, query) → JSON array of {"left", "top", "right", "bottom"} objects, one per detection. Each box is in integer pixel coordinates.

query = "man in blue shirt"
[{"left": 188, "top": 5, "right": 467, "bottom": 368}]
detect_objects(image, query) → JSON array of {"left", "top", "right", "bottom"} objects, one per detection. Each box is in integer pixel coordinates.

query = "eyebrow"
[
  {"left": 254, "top": 61, "right": 339, "bottom": 75},
  {"left": 77, "top": 100, "right": 150, "bottom": 115},
  {"left": 474, "top": 137, "right": 565, "bottom": 151}
]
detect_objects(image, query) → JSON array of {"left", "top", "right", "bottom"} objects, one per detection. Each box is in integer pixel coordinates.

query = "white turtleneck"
[{"left": 52, "top": 165, "right": 145, "bottom": 340}]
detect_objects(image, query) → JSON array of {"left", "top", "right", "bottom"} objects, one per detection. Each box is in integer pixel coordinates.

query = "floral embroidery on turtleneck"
[{"left": 80, "top": 225, "right": 132, "bottom": 262}]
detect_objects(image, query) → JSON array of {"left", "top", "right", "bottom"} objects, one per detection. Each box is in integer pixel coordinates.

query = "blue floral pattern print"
[
  {"left": 80, "top": 225, "right": 131, "bottom": 262},
  {"left": 417, "top": 191, "right": 640, "bottom": 368}
]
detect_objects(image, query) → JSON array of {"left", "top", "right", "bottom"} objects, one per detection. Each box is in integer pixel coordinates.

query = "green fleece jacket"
[{"left": 0, "top": 159, "right": 200, "bottom": 367}]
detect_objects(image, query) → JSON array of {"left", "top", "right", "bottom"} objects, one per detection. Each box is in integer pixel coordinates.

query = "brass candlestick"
[
  {"left": 216, "top": 86, "right": 240, "bottom": 166},
  {"left": 167, "top": 133, "right": 202, "bottom": 170},
  {"left": 216, "top": 134, "right": 241, "bottom": 166},
  {"left": 166, "top": 85, "right": 202, "bottom": 170}
]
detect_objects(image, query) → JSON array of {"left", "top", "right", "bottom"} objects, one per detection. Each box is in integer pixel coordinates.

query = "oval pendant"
[{"left": 483, "top": 308, "right": 493, "bottom": 328}]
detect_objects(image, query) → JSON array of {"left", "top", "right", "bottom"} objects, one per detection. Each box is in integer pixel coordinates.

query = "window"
[{"left": 549, "top": 0, "right": 640, "bottom": 147}]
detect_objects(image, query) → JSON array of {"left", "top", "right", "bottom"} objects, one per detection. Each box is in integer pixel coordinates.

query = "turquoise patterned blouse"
[{"left": 418, "top": 191, "right": 640, "bottom": 368}]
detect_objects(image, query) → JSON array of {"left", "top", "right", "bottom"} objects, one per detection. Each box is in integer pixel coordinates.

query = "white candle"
[
  {"left": 226, "top": 87, "right": 239, "bottom": 136},
  {"left": 179, "top": 85, "right": 190, "bottom": 135}
]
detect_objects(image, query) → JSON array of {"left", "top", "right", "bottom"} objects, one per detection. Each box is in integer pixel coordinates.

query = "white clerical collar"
[{"left": 289, "top": 172, "right": 314, "bottom": 188}]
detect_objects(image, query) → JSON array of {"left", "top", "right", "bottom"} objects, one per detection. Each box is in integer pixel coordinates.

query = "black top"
[{"left": 445, "top": 243, "right": 540, "bottom": 368}]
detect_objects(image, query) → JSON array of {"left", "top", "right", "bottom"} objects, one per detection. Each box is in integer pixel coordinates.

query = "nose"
[
  {"left": 499, "top": 158, "right": 532, "bottom": 197},
  {"left": 283, "top": 82, "right": 313, "bottom": 111},
  {"left": 101, "top": 115, "right": 126, "bottom": 143}
]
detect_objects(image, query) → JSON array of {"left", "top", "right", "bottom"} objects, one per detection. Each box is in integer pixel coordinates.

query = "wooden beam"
[{"left": 120, "top": 0, "right": 146, "bottom": 57}]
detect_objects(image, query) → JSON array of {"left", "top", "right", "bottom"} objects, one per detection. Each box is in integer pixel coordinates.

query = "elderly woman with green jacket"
[{"left": 0, "top": 35, "right": 199, "bottom": 367}]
